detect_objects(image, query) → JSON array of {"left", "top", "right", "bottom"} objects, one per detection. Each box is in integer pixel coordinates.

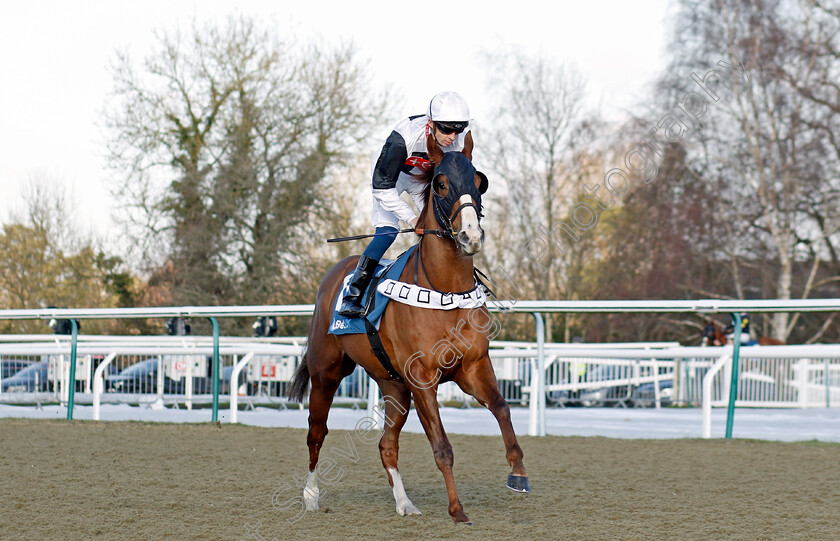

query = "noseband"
[{"left": 430, "top": 195, "right": 483, "bottom": 239}]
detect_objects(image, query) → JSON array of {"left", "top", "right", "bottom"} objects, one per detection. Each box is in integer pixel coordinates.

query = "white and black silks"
[{"left": 370, "top": 115, "right": 469, "bottom": 228}]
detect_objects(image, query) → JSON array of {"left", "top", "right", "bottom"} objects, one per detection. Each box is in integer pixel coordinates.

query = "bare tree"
[
  {"left": 0, "top": 179, "right": 133, "bottom": 334},
  {"left": 657, "top": 0, "right": 840, "bottom": 341},
  {"left": 104, "top": 16, "right": 390, "bottom": 327},
  {"left": 481, "top": 49, "right": 599, "bottom": 341}
]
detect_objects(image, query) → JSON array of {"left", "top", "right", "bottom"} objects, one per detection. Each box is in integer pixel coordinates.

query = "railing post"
[
  {"left": 725, "top": 312, "right": 742, "bottom": 439},
  {"left": 209, "top": 317, "right": 220, "bottom": 423},
  {"left": 367, "top": 378, "right": 381, "bottom": 429},
  {"left": 92, "top": 352, "right": 117, "bottom": 421},
  {"left": 530, "top": 312, "right": 546, "bottom": 437},
  {"left": 229, "top": 352, "right": 254, "bottom": 424},
  {"left": 797, "top": 358, "right": 810, "bottom": 408},
  {"left": 66, "top": 319, "right": 78, "bottom": 420},
  {"left": 825, "top": 359, "right": 831, "bottom": 408}
]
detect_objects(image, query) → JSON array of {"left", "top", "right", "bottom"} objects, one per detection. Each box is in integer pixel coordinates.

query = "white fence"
[
  {"left": 481, "top": 343, "right": 840, "bottom": 437},
  {"left": 0, "top": 335, "right": 307, "bottom": 416},
  {"left": 2, "top": 335, "right": 838, "bottom": 438}
]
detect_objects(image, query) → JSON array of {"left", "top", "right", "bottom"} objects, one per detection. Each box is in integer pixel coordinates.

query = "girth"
[{"left": 362, "top": 272, "right": 405, "bottom": 383}]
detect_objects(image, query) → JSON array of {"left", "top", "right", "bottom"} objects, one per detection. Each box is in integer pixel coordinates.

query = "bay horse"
[
  {"left": 701, "top": 319, "right": 785, "bottom": 346},
  {"left": 287, "top": 135, "right": 528, "bottom": 524}
]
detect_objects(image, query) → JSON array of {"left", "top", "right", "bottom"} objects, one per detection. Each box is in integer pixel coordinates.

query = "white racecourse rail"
[
  {"left": 1, "top": 336, "right": 838, "bottom": 439},
  {"left": 1, "top": 299, "right": 839, "bottom": 438}
]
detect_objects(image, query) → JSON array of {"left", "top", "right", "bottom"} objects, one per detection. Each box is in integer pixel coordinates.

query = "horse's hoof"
[
  {"left": 450, "top": 508, "right": 472, "bottom": 525},
  {"left": 303, "top": 487, "right": 320, "bottom": 511},
  {"left": 506, "top": 474, "right": 530, "bottom": 493},
  {"left": 397, "top": 502, "right": 422, "bottom": 516}
]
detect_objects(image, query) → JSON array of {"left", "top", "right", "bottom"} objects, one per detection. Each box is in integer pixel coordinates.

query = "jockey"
[
  {"left": 724, "top": 312, "right": 751, "bottom": 344},
  {"left": 338, "top": 91, "right": 473, "bottom": 318}
]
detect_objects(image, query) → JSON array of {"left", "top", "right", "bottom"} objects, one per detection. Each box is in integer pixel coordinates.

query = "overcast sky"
[{"left": 0, "top": 0, "right": 672, "bottom": 245}]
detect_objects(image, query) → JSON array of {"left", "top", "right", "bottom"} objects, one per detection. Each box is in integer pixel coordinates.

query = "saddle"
[
  {"left": 328, "top": 245, "right": 416, "bottom": 337},
  {"left": 328, "top": 246, "right": 418, "bottom": 382},
  {"left": 327, "top": 245, "right": 491, "bottom": 382}
]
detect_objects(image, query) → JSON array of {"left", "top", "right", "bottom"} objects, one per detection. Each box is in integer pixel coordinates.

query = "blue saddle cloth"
[{"left": 328, "top": 246, "right": 416, "bottom": 335}]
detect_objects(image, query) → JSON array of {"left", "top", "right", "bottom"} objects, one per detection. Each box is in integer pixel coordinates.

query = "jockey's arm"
[
  {"left": 372, "top": 189, "right": 417, "bottom": 224},
  {"left": 371, "top": 130, "right": 416, "bottom": 224}
]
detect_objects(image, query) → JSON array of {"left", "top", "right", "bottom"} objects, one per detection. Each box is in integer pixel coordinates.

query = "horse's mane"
[{"left": 414, "top": 176, "right": 435, "bottom": 232}]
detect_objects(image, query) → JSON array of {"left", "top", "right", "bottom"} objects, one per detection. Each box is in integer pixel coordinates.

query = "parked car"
[
  {"left": 577, "top": 364, "right": 634, "bottom": 407},
  {"left": 1, "top": 361, "right": 50, "bottom": 392},
  {"left": 106, "top": 359, "right": 176, "bottom": 394},
  {"left": 631, "top": 380, "right": 674, "bottom": 407},
  {"left": 1, "top": 359, "right": 35, "bottom": 380},
  {"left": 546, "top": 390, "right": 573, "bottom": 407},
  {"left": 105, "top": 358, "right": 235, "bottom": 395}
]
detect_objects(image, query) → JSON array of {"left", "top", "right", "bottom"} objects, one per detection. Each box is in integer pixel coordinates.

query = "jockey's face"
[{"left": 431, "top": 122, "right": 459, "bottom": 147}]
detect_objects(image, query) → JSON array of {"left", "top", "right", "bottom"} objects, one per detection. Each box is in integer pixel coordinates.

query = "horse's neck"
[{"left": 415, "top": 235, "right": 474, "bottom": 292}]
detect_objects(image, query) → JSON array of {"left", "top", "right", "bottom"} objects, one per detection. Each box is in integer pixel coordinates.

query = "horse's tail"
[{"left": 286, "top": 348, "right": 311, "bottom": 403}]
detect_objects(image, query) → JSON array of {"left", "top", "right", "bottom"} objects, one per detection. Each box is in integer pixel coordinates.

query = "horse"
[
  {"left": 701, "top": 319, "right": 785, "bottom": 346},
  {"left": 286, "top": 135, "right": 528, "bottom": 525}
]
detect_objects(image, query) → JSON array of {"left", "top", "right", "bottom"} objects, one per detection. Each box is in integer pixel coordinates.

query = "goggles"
[{"left": 434, "top": 121, "right": 468, "bottom": 135}]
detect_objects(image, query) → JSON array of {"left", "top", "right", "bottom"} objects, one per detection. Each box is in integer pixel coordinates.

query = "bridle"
[
  {"left": 430, "top": 190, "right": 484, "bottom": 239},
  {"left": 414, "top": 180, "right": 485, "bottom": 294},
  {"left": 409, "top": 151, "right": 487, "bottom": 293},
  {"left": 421, "top": 152, "right": 485, "bottom": 240}
]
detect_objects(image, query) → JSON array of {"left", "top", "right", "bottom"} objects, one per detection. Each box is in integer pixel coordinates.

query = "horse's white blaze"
[
  {"left": 456, "top": 194, "right": 482, "bottom": 253},
  {"left": 303, "top": 470, "right": 320, "bottom": 511},
  {"left": 388, "top": 467, "right": 421, "bottom": 516}
]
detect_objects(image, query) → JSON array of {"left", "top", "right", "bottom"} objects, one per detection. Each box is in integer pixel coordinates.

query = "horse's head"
[
  {"left": 701, "top": 321, "right": 724, "bottom": 346},
  {"left": 423, "top": 135, "right": 488, "bottom": 255},
  {"left": 701, "top": 323, "right": 716, "bottom": 346},
  {"left": 430, "top": 152, "right": 487, "bottom": 255}
]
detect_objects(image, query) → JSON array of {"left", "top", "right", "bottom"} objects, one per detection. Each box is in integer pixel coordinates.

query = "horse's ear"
[
  {"left": 426, "top": 132, "right": 444, "bottom": 165},
  {"left": 462, "top": 131, "right": 474, "bottom": 161},
  {"left": 433, "top": 174, "right": 450, "bottom": 197},
  {"left": 475, "top": 171, "right": 488, "bottom": 194}
]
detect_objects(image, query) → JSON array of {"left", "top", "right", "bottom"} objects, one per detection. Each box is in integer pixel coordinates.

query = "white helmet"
[{"left": 427, "top": 91, "right": 470, "bottom": 129}]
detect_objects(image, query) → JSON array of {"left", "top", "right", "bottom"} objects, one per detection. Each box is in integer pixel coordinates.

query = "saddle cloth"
[
  {"left": 376, "top": 279, "right": 487, "bottom": 310},
  {"left": 328, "top": 246, "right": 415, "bottom": 336},
  {"left": 327, "top": 245, "right": 488, "bottom": 335}
]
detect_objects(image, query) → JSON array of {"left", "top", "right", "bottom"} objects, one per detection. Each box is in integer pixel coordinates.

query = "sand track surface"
[{"left": 2, "top": 418, "right": 839, "bottom": 540}]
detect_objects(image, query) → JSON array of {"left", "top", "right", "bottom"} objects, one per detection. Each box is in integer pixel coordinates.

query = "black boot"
[{"left": 338, "top": 255, "right": 379, "bottom": 318}]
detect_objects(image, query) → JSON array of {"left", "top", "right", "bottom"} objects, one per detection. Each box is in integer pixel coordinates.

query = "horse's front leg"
[
  {"left": 376, "top": 379, "right": 421, "bottom": 517},
  {"left": 410, "top": 383, "right": 471, "bottom": 524},
  {"left": 454, "top": 356, "right": 529, "bottom": 493}
]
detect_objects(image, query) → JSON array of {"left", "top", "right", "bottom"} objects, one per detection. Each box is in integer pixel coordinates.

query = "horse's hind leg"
[
  {"left": 302, "top": 342, "right": 348, "bottom": 511},
  {"left": 454, "top": 356, "right": 529, "bottom": 492},
  {"left": 376, "top": 380, "right": 421, "bottom": 516}
]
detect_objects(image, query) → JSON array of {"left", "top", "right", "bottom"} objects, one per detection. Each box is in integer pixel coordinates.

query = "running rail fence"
[{"left": 0, "top": 299, "right": 838, "bottom": 437}]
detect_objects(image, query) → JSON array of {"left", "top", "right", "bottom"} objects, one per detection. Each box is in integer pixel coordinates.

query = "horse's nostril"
[{"left": 458, "top": 231, "right": 470, "bottom": 244}]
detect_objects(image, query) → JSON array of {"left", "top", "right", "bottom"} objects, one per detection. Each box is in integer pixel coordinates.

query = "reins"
[
  {"left": 326, "top": 227, "right": 450, "bottom": 243},
  {"left": 413, "top": 235, "right": 486, "bottom": 297}
]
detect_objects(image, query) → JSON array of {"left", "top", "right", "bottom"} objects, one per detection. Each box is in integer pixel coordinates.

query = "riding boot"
[{"left": 338, "top": 255, "right": 379, "bottom": 318}]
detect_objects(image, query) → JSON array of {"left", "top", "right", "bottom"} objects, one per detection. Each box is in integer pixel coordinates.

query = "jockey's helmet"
[{"left": 428, "top": 91, "right": 470, "bottom": 132}]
